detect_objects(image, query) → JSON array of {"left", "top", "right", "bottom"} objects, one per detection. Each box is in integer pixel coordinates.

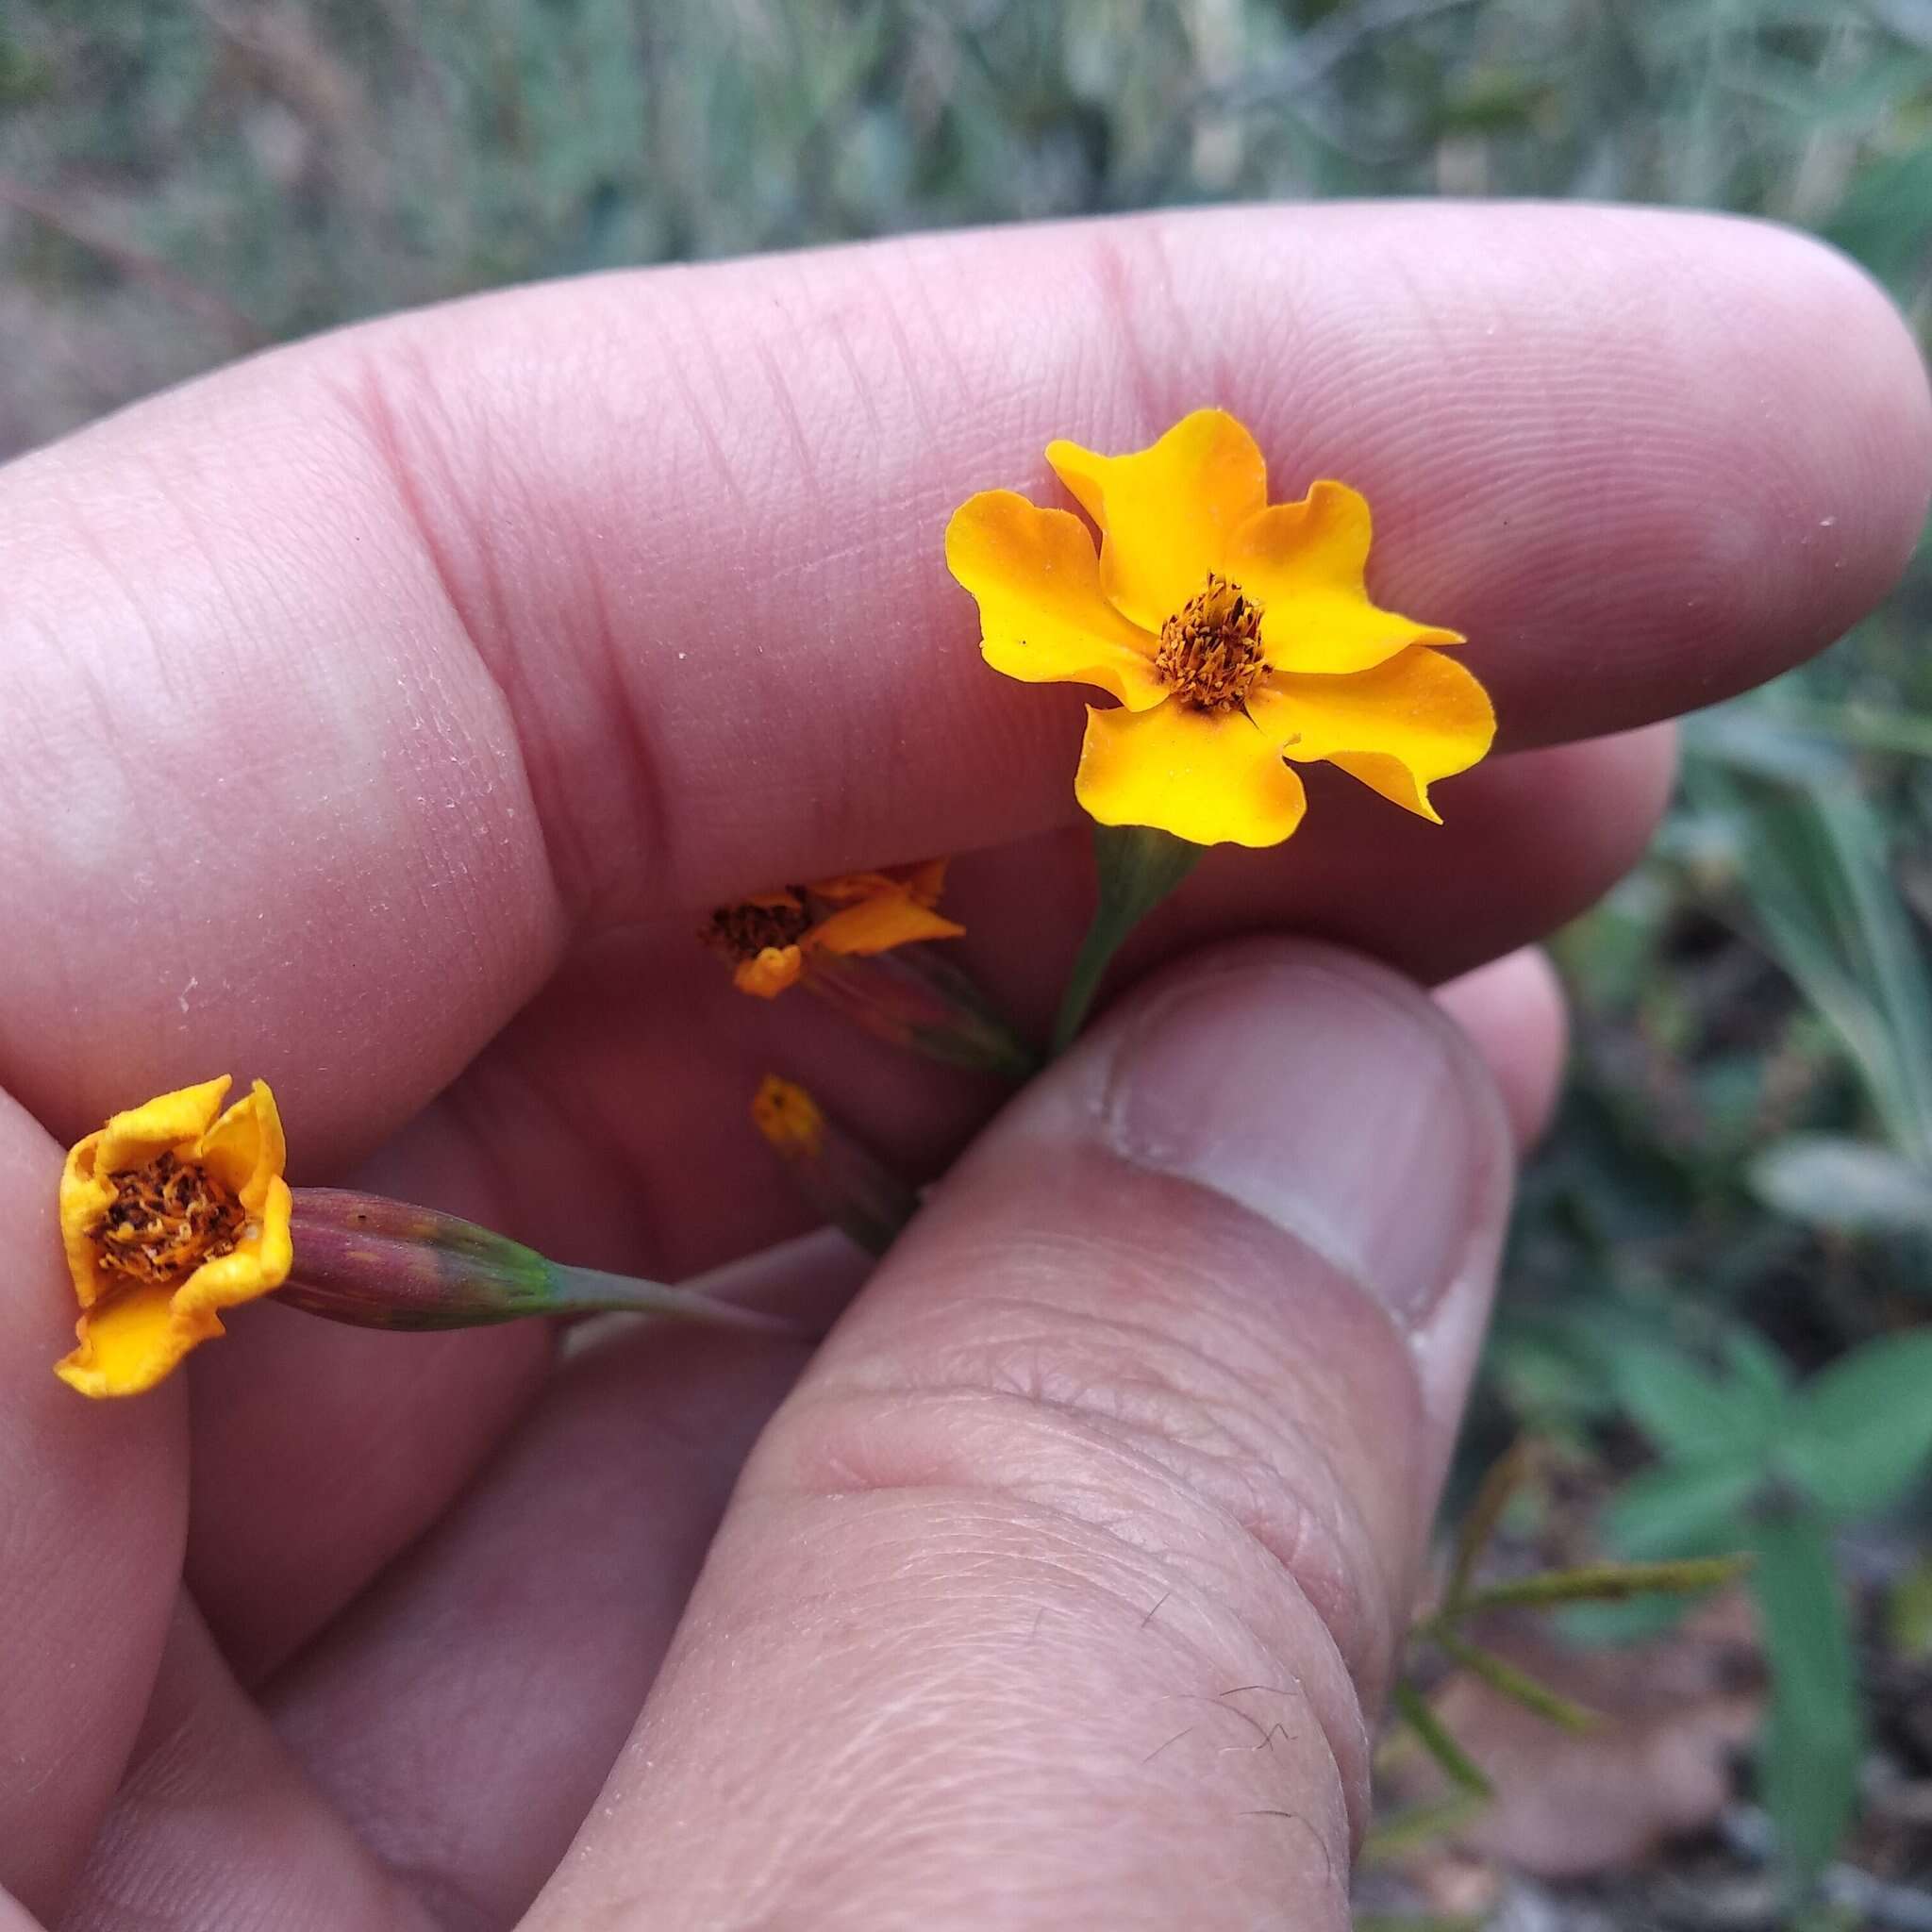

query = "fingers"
[
  {"left": 1, "top": 208, "right": 1924, "bottom": 1161},
  {"left": 1434, "top": 946, "right": 1569, "bottom": 1148},
  {"left": 526, "top": 940, "right": 1526, "bottom": 1928},
  {"left": 57, "top": 1600, "right": 425, "bottom": 1932},
  {"left": 175, "top": 732, "right": 1619, "bottom": 1677},
  {"left": 183, "top": 1318, "right": 551, "bottom": 1683},
  {"left": 334, "top": 728, "right": 1662, "bottom": 1289},
  {"left": 0, "top": 1089, "right": 188, "bottom": 1919},
  {"left": 264, "top": 1242, "right": 863, "bottom": 1927}
]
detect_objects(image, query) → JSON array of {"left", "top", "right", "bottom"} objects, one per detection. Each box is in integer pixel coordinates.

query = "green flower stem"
[
  {"left": 1050, "top": 824, "right": 1204, "bottom": 1056},
  {"left": 280, "top": 1190, "right": 811, "bottom": 1339}
]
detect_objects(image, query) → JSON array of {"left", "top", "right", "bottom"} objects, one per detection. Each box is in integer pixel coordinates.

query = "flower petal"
[
  {"left": 810, "top": 895, "right": 965, "bottom": 957},
  {"left": 809, "top": 862, "right": 945, "bottom": 908},
  {"left": 55, "top": 1280, "right": 209, "bottom": 1398},
  {"left": 736, "top": 945, "right": 805, "bottom": 998},
  {"left": 945, "top": 491, "right": 1166, "bottom": 710},
  {"left": 92, "top": 1075, "right": 233, "bottom": 1175},
  {"left": 1047, "top": 409, "right": 1269, "bottom": 633},
  {"left": 1226, "top": 481, "right": 1463, "bottom": 675},
  {"left": 60, "top": 1075, "right": 237, "bottom": 1308},
  {"left": 197, "top": 1078, "right": 287, "bottom": 1213},
  {"left": 1271, "top": 645, "right": 1496, "bottom": 823},
  {"left": 173, "top": 1195, "right": 295, "bottom": 1317},
  {"left": 1074, "top": 699, "right": 1307, "bottom": 849}
]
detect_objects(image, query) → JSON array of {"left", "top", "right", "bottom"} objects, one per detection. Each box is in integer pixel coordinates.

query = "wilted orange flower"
[
  {"left": 57, "top": 1076, "right": 293, "bottom": 1398},
  {"left": 705, "top": 861, "right": 964, "bottom": 998},
  {"left": 750, "top": 1076, "right": 826, "bottom": 1159},
  {"left": 944, "top": 408, "right": 1494, "bottom": 847}
]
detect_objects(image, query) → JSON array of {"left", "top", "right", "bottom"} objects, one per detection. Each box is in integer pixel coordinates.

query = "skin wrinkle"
[
  {"left": 340, "top": 345, "right": 603, "bottom": 927},
  {"left": 756, "top": 1399, "right": 1383, "bottom": 1850},
  {"left": 0, "top": 210, "right": 1908, "bottom": 1125},
  {"left": 586, "top": 1494, "right": 1358, "bottom": 1928},
  {"left": 786, "top": 1323, "right": 1401, "bottom": 1705},
  {"left": 2, "top": 207, "right": 1925, "bottom": 1928},
  {"left": 829, "top": 1233, "right": 1409, "bottom": 1650},
  {"left": 62, "top": 1601, "right": 441, "bottom": 1932}
]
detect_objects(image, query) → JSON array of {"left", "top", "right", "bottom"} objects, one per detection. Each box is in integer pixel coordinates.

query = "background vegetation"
[{"left": 6, "top": 2, "right": 1932, "bottom": 1923}]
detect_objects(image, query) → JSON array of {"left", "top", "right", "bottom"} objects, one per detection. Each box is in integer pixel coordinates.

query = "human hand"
[{"left": 3, "top": 204, "right": 1927, "bottom": 1929}]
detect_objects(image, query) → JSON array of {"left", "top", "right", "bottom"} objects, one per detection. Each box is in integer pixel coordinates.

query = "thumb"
[{"left": 531, "top": 940, "right": 1521, "bottom": 1931}]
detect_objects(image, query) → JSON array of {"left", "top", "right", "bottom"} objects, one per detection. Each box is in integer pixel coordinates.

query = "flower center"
[
  {"left": 1154, "top": 575, "right": 1269, "bottom": 712},
  {"left": 704, "top": 893, "right": 813, "bottom": 963},
  {"left": 89, "top": 1150, "right": 244, "bottom": 1291}
]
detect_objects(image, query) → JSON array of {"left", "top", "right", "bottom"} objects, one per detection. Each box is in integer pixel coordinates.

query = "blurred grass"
[{"left": 8, "top": 0, "right": 1932, "bottom": 1906}]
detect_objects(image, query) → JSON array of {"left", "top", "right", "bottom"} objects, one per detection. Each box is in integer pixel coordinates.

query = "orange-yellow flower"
[
  {"left": 56, "top": 1076, "right": 293, "bottom": 1398},
  {"left": 750, "top": 1075, "right": 826, "bottom": 1160},
  {"left": 944, "top": 408, "right": 1494, "bottom": 848},
  {"left": 705, "top": 860, "right": 965, "bottom": 999}
]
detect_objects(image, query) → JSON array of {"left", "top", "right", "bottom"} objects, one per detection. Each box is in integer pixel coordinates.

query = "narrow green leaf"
[
  {"left": 1607, "top": 1460, "right": 1763, "bottom": 1560},
  {"left": 1692, "top": 766, "right": 1932, "bottom": 1166},
  {"left": 1358, "top": 1793, "right": 1491, "bottom": 1865},
  {"left": 1450, "top": 1556, "right": 1751, "bottom": 1614},
  {"left": 1355, "top": 1913, "right": 1485, "bottom": 1932},
  {"left": 1785, "top": 1330, "right": 1932, "bottom": 1519},
  {"left": 1436, "top": 1630, "right": 1598, "bottom": 1734},
  {"left": 1724, "top": 1325, "right": 1797, "bottom": 1406},
  {"left": 1612, "top": 1339, "right": 1778, "bottom": 1464},
  {"left": 1749, "top": 1513, "right": 1861, "bottom": 1890},
  {"left": 1752, "top": 1134, "right": 1932, "bottom": 1237},
  {"left": 1391, "top": 1678, "right": 1492, "bottom": 1799},
  {"left": 1442, "top": 1436, "right": 1536, "bottom": 1616}
]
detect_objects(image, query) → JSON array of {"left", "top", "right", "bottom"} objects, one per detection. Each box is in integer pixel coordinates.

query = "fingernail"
[{"left": 1102, "top": 953, "right": 1504, "bottom": 1330}]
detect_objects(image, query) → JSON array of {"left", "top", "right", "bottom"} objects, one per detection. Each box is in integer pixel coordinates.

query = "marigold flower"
[
  {"left": 945, "top": 408, "right": 1495, "bottom": 848},
  {"left": 704, "top": 860, "right": 964, "bottom": 998},
  {"left": 751, "top": 1074, "right": 918, "bottom": 1255},
  {"left": 56, "top": 1076, "right": 293, "bottom": 1398},
  {"left": 751, "top": 1076, "right": 826, "bottom": 1160}
]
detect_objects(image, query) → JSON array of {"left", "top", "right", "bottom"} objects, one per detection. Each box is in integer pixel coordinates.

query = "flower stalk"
[
  {"left": 805, "top": 947, "right": 1039, "bottom": 1081},
  {"left": 280, "top": 1190, "right": 809, "bottom": 1339},
  {"left": 1050, "top": 824, "right": 1202, "bottom": 1054}
]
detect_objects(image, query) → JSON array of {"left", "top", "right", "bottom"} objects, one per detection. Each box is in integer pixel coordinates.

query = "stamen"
[
  {"left": 1155, "top": 575, "right": 1269, "bottom": 712},
  {"left": 89, "top": 1150, "right": 244, "bottom": 1291},
  {"left": 703, "top": 893, "right": 813, "bottom": 963}
]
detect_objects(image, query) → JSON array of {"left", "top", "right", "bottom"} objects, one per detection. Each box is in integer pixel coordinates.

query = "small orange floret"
[
  {"left": 704, "top": 862, "right": 964, "bottom": 999},
  {"left": 751, "top": 1075, "right": 826, "bottom": 1160},
  {"left": 57, "top": 1076, "right": 294, "bottom": 1398}
]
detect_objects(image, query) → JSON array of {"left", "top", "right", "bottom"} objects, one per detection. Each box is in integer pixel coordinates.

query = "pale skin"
[{"left": 1, "top": 204, "right": 1928, "bottom": 1931}]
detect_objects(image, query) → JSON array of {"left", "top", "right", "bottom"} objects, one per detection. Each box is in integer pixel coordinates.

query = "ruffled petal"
[
  {"left": 1271, "top": 645, "right": 1496, "bottom": 823},
  {"left": 55, "top": 1280, "right": 208, "bottom": 1398},
  {"left": 1225, "top": 481, "right": 1462, "bottom": 675},
  {"left": 810, "top": 862, "right": 946, "bottom": 909},
  {"left": 92, "top": 1076, "right": 232, "bottom": 1176},
  {"left": 197, "top": 1078, "right": 287, "bottom": 1213},
  {"left": 1047, "top": 409, "right": 1269, "bottom": 633},
  {"left": 736, "top": 945, "right": 805, "bottom": 998},
  {"left": 1074, "top": 699, "right": 1307, "bottom": 849},
  {"left": 170, "top": 1190, "right": 295, "bottom": 1319},
  {"left": 810, "top": 895, "right": 965, "bottom": 957},
  {"left": 944, "top": 491, "right": 1166, "bottom": 710}
]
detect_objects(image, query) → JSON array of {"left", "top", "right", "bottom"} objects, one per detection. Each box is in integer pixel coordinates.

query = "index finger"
[{"left": 1, "top": 203, "right": 1924, "bottom": 1159}]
